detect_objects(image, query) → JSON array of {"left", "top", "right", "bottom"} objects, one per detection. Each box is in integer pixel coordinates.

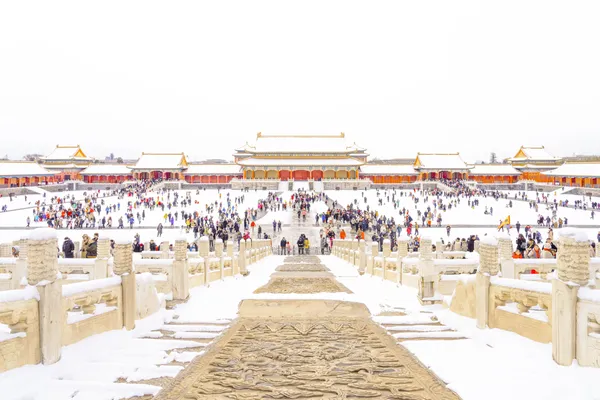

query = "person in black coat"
[
  {"left": 62, "top": 237, "right": 75, "bottom": 258},
  {"left": 86, "top": 237, "right": 98, "bottom": 258},
  {"left": 280, "top": 237, "right": 287, "bottom": 255}
]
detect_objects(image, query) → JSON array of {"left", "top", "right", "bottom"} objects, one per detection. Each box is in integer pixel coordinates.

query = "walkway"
[{"left": 154, "top": 255, "right": 460, "bottom": 400}]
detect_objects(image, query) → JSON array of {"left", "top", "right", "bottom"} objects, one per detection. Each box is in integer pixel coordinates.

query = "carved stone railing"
[
  {"left": 0, "top": 258, "right": 23, "bottom": 291},
  {"left": 489, "top": 277, "right": 553, "bottom": 343},
  {"left": 501, "top": 257, "right": 600, "bottom": 280},
  {"left": 0, "top": 287, "right": 40, "bottom": 373},
  {"left": 62, "top": 277, "right": 123, "bottom": 346},
  {"left": 576, "top": 289, "right": 600, "bottom": 367}
]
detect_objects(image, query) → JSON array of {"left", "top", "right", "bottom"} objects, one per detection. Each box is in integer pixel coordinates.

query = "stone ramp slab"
[
  {"left": 154, "top": 300, "right": 461, "bottom": 399},
  {"left": 253, "top": 276, "right": 353, "bottom": 294}
]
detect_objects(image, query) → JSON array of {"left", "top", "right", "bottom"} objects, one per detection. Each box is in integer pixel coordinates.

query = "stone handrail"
[
  {"left": 576, "top": 288, "right": 600, "bottom": 367},
  {"left": 501, "top": 257, "right": 600, "bottom": 280},
  {"left": 0, "top": 287, "right": 40, "bottom": 373},
  {"left": 488, "top": 277, "right": 553, "bottom": 343},
  {"left": 0, "top": 229, "right": 274, "bottom": 374},
  {"left": 62, "top": 277, "right": 123, "bottom": 346}
]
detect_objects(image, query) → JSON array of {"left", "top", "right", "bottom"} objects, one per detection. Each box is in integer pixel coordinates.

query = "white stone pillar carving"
[
  {"left": 27, "top": 228, "right": 61, "bottom": 365},
  {"left": 172, "top": 238, "right": 189, "bottom": 301},
  {"left": 382, "top": 239, "right": 391, "bottom": 258},
  {"left": 160, "top": 240, "right": 170, "bottom": 259},
  {"left": 552, "top": 229, "right": 590, "bottom": 366},
  {"left": 239, "top": 240, "right": 248, "bottom": 276},
  {"left": 114, "top": 240, "right": 135, "bottom": 331},
  {"left": 0, "top": 243, "right": 11, "bottom": 257},
  {"left": 94, "top": 236, "right": 110, "bottom": 279},
  {"left": 198, "top": 237, "right": 209, "bottom": 257},
  {"left": 435, "top": 241, "right": 443, "bottom": 258},
  {"left": 358, "top": 241, "right": 366, "bottom": 275},
  {"left": 476, "top": 237, "right": 498, "bottom": 329}
]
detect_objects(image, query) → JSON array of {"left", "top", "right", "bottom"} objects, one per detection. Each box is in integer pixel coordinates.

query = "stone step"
[
  {"left": 385, "top": 324, "right": 453, "bottom": 332},
  {"left": 161, "top": 324, "right": 228, "bottom": 332},
  {"left": 393, "top": 331, "right": 468, "bottom": 340},
  {"left": 374, "top": 315, "right": 439, "bottom": 325}
]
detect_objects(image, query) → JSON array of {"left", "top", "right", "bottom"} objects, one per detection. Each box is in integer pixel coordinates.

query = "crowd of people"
[{"left": 316, "top": 183, "right": 599, "bottom": 259}]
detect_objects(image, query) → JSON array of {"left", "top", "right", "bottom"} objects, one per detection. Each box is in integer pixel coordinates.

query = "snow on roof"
[
  {"left": 414, "top": 153, "right": 470, "bottom": 170},
  {"left": 468, "top": 164, "right": 521, "bottom": 176},
  {"left": 43, "top": 145, "right": 90, "bottom": 161},
  {"left": 0, "top": 162, "right": 54, "bottom": 177},
  {"left": 510, "top": 146, "right": 560, "bottom": 161},
  {"left": 236, "top": 157, "right": 364, "bottom": 167},
  {"left": 184, "top": 164, "right": 242, "bottom": 175},
  {"left": 542, "top": 162, "right": 600, "bottom": 178},
  {"left": 360, "top": 164, "right": 418, "bottom": 175},
  {"left": 81, "top": 164, "right": 133, "bottom": 175},
  {"left": 240, "top": 133, "right": 365, "bottom": 154},
  {"left": 130, "top": 153, "right": 188, "bottom": 170},
  {"left": 42, "top": 163, "right": 85, "bottom": 170},
  {"left": 516, "top": 164, "right": 560, "bottom": 171}
]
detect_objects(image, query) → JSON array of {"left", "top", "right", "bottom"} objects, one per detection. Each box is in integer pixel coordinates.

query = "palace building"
[
  {"left": 234, "top": 133, "right": 367, "bottom": 181},
  {"left": 3, "top": 134, "right": 600, "bottom": 189}
]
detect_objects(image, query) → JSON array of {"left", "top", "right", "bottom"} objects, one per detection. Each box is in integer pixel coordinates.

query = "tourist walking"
[{"left": 62, "top": 237, "right": 75, "bottom": 258}]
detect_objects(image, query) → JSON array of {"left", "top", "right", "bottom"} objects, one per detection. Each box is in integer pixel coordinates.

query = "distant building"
[{"left": 234, "top": 133, "right": 367, "bottom": 180}]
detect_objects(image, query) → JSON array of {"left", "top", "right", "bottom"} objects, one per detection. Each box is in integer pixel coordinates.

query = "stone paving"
[{"left": 154, "top": 256, "right": 461, "bottom": 400}]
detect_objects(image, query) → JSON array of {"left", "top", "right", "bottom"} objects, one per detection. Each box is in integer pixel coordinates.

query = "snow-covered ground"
[
  {"left": 326, "top": 188, "right": 600, "bottom": 242},
  {"left": 0, "top": 189, "right": 273, "bottom": 244}
]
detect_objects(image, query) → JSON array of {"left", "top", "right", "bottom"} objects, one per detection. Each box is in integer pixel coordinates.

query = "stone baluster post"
[
  {"left": 113, "top": 240, "right": 135, "bottom": 330},
  {"left": 172, "top": 238, "right": 189, "bottom": 300},
  {"left": 397, "top": 238, "right": 409, "bottom": 285},
  {"left": 227, "top": 240, "right": 235, "bottom": 272},
  {"left": 498, "top": 234, "right": 515, "bottom": 278},
  {"left": 12, "top": 237, "right": 28, "bottom": 289},
  {"left": 160, "top": 240, "right": 170, "bottom": 259},
  {"left": 73, "top": 241, "right": 81, "bottom": 258},
  {"left": 368, "top": 242, "right": 378, "bottom": 275},
  {"left": 476, "top": 238, "right": 499, "bottom": 329},
  {"left": 552, "top": 229, "right": 590, "bottom": 366},
  {"left": 239, "top": 240, "right": 248, "bottom": 276},
  {"left": 94, "top": 236, "right": 110, "bottom": 279},
  {"left": 18, "top": 237, "right": 28, "bottom": 261},
  {"left": 435, "top": 241, "right": 443, "bottom": 259},
  {"left": 418, "top": 236, "right": 440, "bottom": 305},
  {"left": 351, "top": 239, "right": 359, "bottom": 266},
  {"left": 215, "top": 239, "right": 224, "bottom": 280},
  {"left": 27, "top": 228, "right": 61, "bottom": 365},
  {"left": 199, "top": 237, "right": 210, "bottom": 285},
  {"left": 0, "top": 243, "right": 12, "bottom": 257},
  {"left": 383, "top": 239, "right": 391, "bottom": 257},
  {"left": 358, "top": 241, "right": 367, "bottom": 275}
]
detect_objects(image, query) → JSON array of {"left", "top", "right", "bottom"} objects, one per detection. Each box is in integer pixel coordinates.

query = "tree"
[
  {"left": 489, "top": 152, "right": 497, "bottom": 164},
  {"left": 23, "top": 154, "right": 43, "bottom": 162},
  {"left": 116, "top": 157, "right": 124, "bottom": 164}
]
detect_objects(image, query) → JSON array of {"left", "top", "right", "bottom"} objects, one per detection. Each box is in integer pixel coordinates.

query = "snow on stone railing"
[
  {"left": 61, "top": 276, "right": 123, "bottom": 346},
  {"left": 486, "top": 276, "right": 554, "bottom": 343},
  {"left": 0, "top": 257, "right": 23, "bottom": 291},
  {"left": 576, "top": 287, "right": 600, "bottom": 367},
  {"left": 502, "top": 256, "right": 600, "bottom": 280},
  {"left": 133, "top": 258, "right": 174, "bottom": 296},
  {"left": 0, "top": 286, "right": 41, "bottom": 373}
]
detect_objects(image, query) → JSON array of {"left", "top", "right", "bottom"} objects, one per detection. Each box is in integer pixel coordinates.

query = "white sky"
[{"left": 1, "top": 1, "right": 599, "bottom": 163}]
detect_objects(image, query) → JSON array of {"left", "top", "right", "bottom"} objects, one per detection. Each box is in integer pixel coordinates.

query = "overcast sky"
[{"left": 1, "top": 1, "right": 599, "bottom": 163}]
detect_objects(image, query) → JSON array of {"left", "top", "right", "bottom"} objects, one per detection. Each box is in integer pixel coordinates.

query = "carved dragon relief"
[{"left": 156, "top": 318, "right": 460, "bottom": 400}]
